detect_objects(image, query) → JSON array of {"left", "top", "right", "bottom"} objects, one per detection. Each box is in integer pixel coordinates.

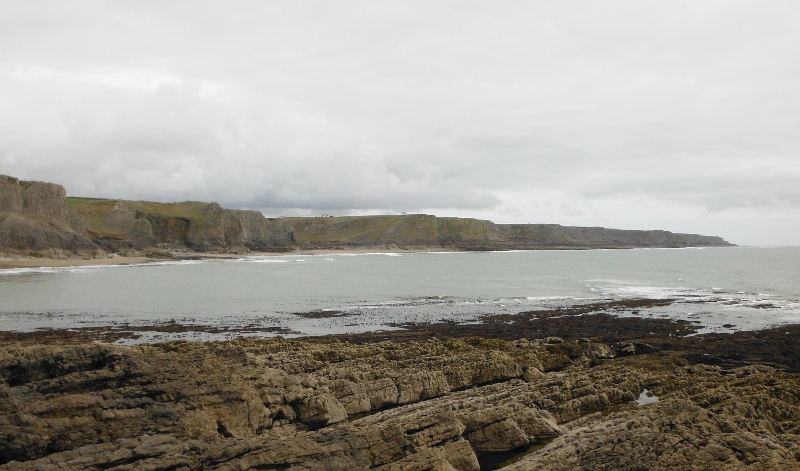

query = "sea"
[{"left": 1, "top": 247, "right": 798, "bottom": 344}]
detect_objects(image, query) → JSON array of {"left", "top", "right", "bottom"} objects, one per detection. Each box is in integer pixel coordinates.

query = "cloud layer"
[{"left": 1, "top": 1, "right": 799, "bottom": 244}]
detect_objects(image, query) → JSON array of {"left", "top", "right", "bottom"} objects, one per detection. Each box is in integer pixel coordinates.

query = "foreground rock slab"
[{"left": 1, "top": 337, "right": 798, "bottom": 470}]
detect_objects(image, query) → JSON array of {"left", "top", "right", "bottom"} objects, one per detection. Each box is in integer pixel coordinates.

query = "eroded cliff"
[
  {"left": 285, "top": 214, "right": 507, "bottom": 249},
  {"left": 496, "top": 224, "right": 731, "bottom": 249},
  {"left": 0, "top": 176, "right": 99, "bottom": 254},
  {"left": 68, "top": 198, "right": 296, "bottom": 253},
  {"left": 286, "top": 215, "right": 732, "bottom": 250},
  {"left": 1, "top": 175, "right": 733, "bottom": 256}
]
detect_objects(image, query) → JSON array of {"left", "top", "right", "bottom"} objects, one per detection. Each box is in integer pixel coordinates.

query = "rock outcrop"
[
  {"left": 0, "top": 175, "right": 99, "bottom": 254},
  {"left": 286, "top": 215, "right": 508, "bottom": 250},
  {"left": 1, "top": 337, "right": 797, "bottom": 470},
  {"left": 68, "top": 199, "right": 296, "bottom": 253},
  {"left": 495, "top": 224, "right": 732, "bottom": 249},
  {"left": 1, "top": 174, "right": 734, "bottom": 256},
  {"left": 286, "top": 215, "right": 732, "bottom": 250}
]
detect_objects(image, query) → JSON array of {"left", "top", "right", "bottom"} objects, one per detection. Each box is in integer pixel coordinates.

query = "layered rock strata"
[
  {"left": 0, "top": 176, "right": 99, "bottom": 254},
  {"left": 1, "top": 337, "right": 798, "bottom": 470},
  {"left": 67, "top": 199, "right": 295, "bottom": 253},
  {"left": 0, "top": 174, "right": 733, "bottom": 255},
  {"left": 285, "top": 215, "right": 732, "bottom": 250},
  {"left": 495, "top": 223, "right": 732, "bottom": 249}
]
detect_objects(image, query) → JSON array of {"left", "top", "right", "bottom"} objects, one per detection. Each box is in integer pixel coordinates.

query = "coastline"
[
  {"left": 0, "top": 244, "right": 749, "bottom": 270},
  {"left": 0, "top": 247, "right": 456, "bottom": 270},
  {"left": 0, "top": 255, "right": 157, "bottom": 269}
]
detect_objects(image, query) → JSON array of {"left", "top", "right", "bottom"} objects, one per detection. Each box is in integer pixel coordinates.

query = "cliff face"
[
  {"left": 286, "top": 215, "right": 506, "bottom": 249},
  {"left": 184, "top": 203, "right": 296, "bottom": 251},
  {"left": 285, "top": 214, "right": 732, "bottom": 250},
  {"left": 0, "top": 175, "right": 98, "bottom": 252},
  {"left": 287, "top": 214, "right": 440, "bottom": 247},
  {"left": 1, "top": 175, "right": 733, "bottom": 255},
  {"left": 68, "top": 199, "right": 295, "bottom": 252},
  {"left": 495, "top": 224, "right": 732, "bottom": 249},
  {"left": 436, "top": 217, "right": 506, "bottom": 248}
]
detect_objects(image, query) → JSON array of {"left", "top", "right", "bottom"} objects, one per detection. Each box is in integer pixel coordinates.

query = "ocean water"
[{"left": 1, "top": 247, "right": 798, "bottom": 343}]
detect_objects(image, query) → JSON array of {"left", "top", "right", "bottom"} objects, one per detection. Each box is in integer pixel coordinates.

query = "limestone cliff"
[
  {"left": 1, "top": 174, "right": 733, "bottom": 255},
  {"left": 495, "top": 223, "right": 732, "bottom": 249},
  {"left": 68, "top": 199, "right": 296, "bottom": 252},
  {"left": 286, "top": 214, "right": 732, "bottom": 250},
  {"left": 287, "top": 214, "right": 440, "bottom": 248},
  {"left": 0, "top": 175, "right": 98, "bottom": 253}
]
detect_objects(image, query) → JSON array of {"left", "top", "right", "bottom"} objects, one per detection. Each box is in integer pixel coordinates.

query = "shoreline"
[
  {"left": 2, "top": 299, "right": 798, "bottom": 373},
  {"left": 0, "top": 245, "right": 754, "bottom": 270},
  {"left": 0, "top": 255, "right": 157, "bottom": 269},
  {"left": 0, "top": 247, "right": 457, "bottom": 269},
  {"left": 1, "top": 281, "right": 798, "bottom": 469}
]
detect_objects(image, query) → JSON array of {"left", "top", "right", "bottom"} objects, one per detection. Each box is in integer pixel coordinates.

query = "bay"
[{"left": 1, "top": 247, "right": 798, "bottom": 343}]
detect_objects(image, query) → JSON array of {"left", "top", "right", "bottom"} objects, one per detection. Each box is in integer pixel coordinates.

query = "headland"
[{"left": 1, "top": 174, "right": 733, "bottom": 267}]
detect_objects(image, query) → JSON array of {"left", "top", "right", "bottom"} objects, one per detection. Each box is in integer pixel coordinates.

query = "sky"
[{"left": 1, "top": 1, "right": 799, "bottom": 246}]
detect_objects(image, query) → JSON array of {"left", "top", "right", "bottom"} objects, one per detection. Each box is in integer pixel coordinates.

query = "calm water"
[{"left": 1, "top": 247, "right": 798, "bottom": 343}]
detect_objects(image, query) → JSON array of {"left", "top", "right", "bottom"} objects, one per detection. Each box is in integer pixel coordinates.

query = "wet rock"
[{"left": 613, "top": 342, "right": 637, "bottom": 356}]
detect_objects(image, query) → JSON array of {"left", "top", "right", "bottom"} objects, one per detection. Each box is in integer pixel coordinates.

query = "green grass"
[
  {"left": 68, "top": 199, "right": 215, "bottom": 238},
  {"left": 66, "top": 197, "right": 110, "bottom": 205},
  {"left": 285, "top": 215, "right": 439, "bottom": 244}
]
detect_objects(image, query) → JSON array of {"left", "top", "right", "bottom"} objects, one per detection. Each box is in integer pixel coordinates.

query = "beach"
[{"left": 0, "top": 247, "right": 452, "bottom": 270}]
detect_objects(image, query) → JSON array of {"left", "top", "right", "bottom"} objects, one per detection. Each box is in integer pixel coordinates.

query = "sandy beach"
[
  {"left": 0, "top": 255, "right": 157, "bottom": 270},
  {"left": 0, "top": 247, "right": 453, "bottom": 270}
]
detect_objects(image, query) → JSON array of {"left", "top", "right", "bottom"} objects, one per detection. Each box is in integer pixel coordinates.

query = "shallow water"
[
  {"left": 636, "top": 389, "right": 660, "bottom": 406},
  {"left": 1, "top": 247, "right": 798, "bottom": 343}
]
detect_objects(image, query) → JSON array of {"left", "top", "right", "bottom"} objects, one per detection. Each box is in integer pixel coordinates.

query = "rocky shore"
[{"left": 1, "top": 311, "right": 799, "bottom": 470}]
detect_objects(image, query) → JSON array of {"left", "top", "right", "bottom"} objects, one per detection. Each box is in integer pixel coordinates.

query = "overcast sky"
[{"left": 1, "top": 1, "right": 799, "bottom": 245}]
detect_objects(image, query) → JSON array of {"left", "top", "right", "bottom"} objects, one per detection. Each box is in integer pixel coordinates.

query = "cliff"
[
  {"left": 67, "top": 198, "right": 296, "bottom": 253},
  {"left": 1, "top": 174, "right": 733, "bottom": 256},
  {"left": 0, "top": 175, "right": 98, "bottom": 253},
  {"left": 286, "top": 214, "right": 507, "bottom": 249},
  {"left": 495, "top": 224, "right": 732, "bottom": 249},
  {"left": 286, "top": 214, "right": 732, "bottom": 250}
]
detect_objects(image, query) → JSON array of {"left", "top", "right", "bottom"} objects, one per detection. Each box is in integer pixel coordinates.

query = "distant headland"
[{"left": 0, "top": 174, "right": 733, "bottom": 260}]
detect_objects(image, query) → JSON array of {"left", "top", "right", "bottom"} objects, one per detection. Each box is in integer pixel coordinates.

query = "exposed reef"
[
  {"left": 1, "top": 330, "right": 798, "bottom": 470},
  {"left": 0, "top": 175, "right": 733, "bottom": 258}
]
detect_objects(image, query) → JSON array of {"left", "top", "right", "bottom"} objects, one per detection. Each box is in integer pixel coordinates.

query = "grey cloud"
[{"left": 1, "top": 1, "right": 799, "bottom": 244}]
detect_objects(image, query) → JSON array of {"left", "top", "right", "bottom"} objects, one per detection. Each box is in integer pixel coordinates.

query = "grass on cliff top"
[
  {"left": 124, "top": 201, "right": 211, "bottom": 220},
  {"left": 66, "top": 197, "right": 110, "bottom": 205},
  {"left": 284, "top": 214, "right": 439, "bottom": 244},
  {"left": 69, "top": 198, "right": 210, "bottom": 219},
  {"left": 67, "top": 198, "right": 214, "bottom": 238},
  {"left": 284, "top": 214, "right": 499, "bottom": 245}
]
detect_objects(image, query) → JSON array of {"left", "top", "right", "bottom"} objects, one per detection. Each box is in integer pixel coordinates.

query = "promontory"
[{"left": 0, "top": 175, "right": 732, "bottom": 260}]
